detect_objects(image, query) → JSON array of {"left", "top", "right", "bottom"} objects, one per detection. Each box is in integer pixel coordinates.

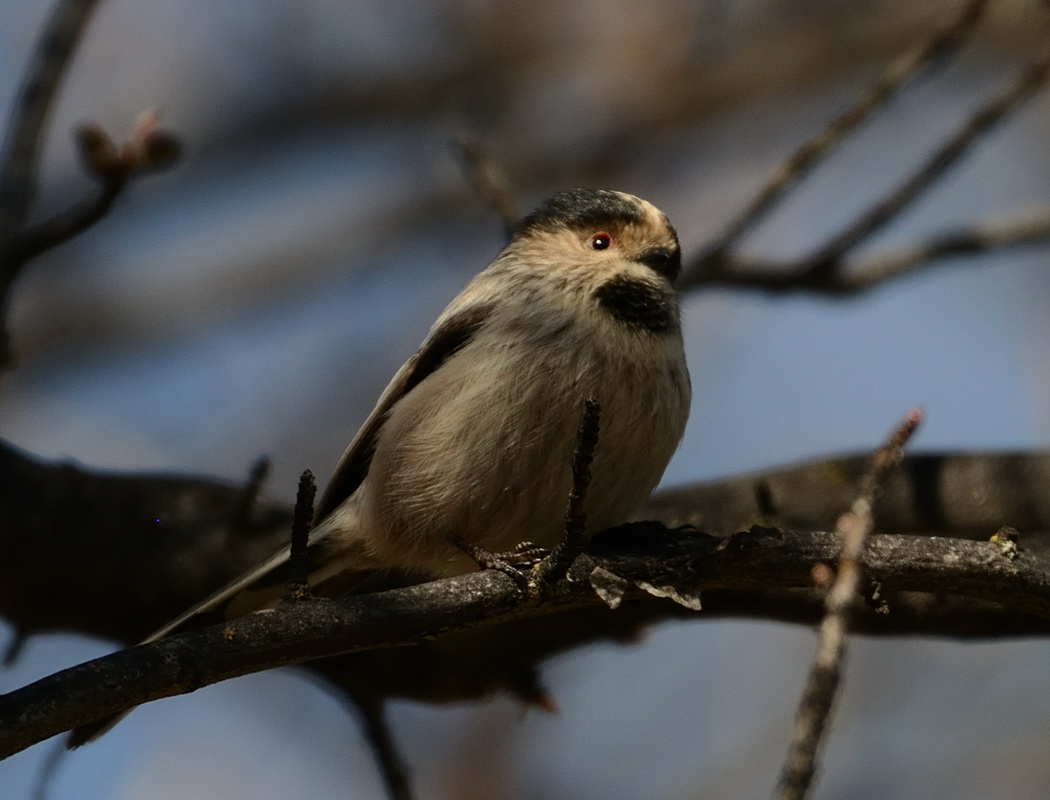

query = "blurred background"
[{"left": 3, "top": 0, "right": 1050, "bottom": 797}]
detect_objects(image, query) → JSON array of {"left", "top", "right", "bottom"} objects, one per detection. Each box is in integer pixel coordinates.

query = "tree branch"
[
  {"left": 684, "top": 208, "right": 1050, "bottom": 296},
  {"left": 0, "top": 0, "right": 179, "bottom": 366},
  {"left": 801, "top": 48, "right": 1050, "bottom": 279},
  {"left": 0, "top": 0, "right": 103, "bottom": 248},
  {"left": 0, "top": 0, "right": 103, "bottom": 367},
  {"left": 692, "top": 0, "right": 992, "bottom": 269},
  {"left": 3, "top": 523, "right": 1049, "bottom": 761},
  {"left": 776, "top": 409, "right": 922, "bottom": 800},
  {"left": 679, "top": 8, "right": 1050, "bottom": 296},
  {"left": 450, "top": 135, "right": 521, "bottom": 238},
  {"left": 6, "top": 441, "right": 1050, "bottom": 646}
]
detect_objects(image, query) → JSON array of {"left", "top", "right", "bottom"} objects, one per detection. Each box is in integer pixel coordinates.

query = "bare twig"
[
  {"left": 846, "top": 209, "right": 1050, "bottom": 285},
  {"left": 450, "top": 136, "right": 521, "bottom": 238},
  {"left": 286, "top": 470, "right": 317, "bottom": 593},
  {"left": 0, "top": 112, "right": 179, "bottom": 366},
  {"left": 229, "top": 456, "right": 272, "bottom": 533},
  {"left": 683, "top": 50, "right": 1050, "bottom": 294},
  {"left": 680, "top": 4, "right": 1050, "bottom": 298},
  {"left": 531, "top": 397, "right": 601, "bottom": 587},
  {"left": 7, "top": 113, "right": 180, "bottom": 266},
  {"left": 29, "top": 739, "right": 65, "bottom": 800},
  {"left": 691, "top": 0, "right": 991, "bottom": 276},
  {"left": 803, "top": 51, "right": 1050, "bottom": 278},
  {"left": 0, "top": 0, "right": 103, "bottom": 249},
  {"left": 355, "top": 697, "right": 414, "bottom": 800},
  {"left": 683, "top": 208, "right": 1050, "bottom": 295},
  {"left": 775, "top": 409, "right": 923, "bottom": 800},
  {"left": 0, "top": 0, "right": 104, "bottom": 365}
]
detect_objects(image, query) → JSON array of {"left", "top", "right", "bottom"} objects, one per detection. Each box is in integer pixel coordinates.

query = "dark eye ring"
[{"left": 590, "top": 232, "right": 613, "bottom": 250}]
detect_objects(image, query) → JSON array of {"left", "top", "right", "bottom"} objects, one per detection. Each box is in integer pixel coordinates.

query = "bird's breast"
[{"left": 360, "top": 301, "right": 689, "bottom": 574}]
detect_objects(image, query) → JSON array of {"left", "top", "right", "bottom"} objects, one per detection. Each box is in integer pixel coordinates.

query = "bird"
[{"left": 68, "top": 188, "right": 691, "bottom": 746}]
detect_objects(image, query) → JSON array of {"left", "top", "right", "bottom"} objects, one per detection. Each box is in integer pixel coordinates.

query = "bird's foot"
[{"left": 452, "top": 536, "right": 548, "bottom": 589}]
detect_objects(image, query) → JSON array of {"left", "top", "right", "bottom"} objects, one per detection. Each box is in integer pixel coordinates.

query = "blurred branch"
[
  {"left": 695, "top": 0, "right": 991, "bottom": 266},
  {"left": 4, "top": 519, "right": 1050, "bottom": 760},
  {"left": 0, "top": 439, "right": 293, "bottom": 642},
  {"left": 802, "top": 48, "right": 1050, "bottom": 277},
  {"left": 451, "top": 135, "right": 521, "bottom": 238},
  {"left": 0, "top": 0, "right": 179, "bottom": 368},
  {"left": 0, "top": 0, "right": 103, "bottom": 365},
  {"left": 5, "top": 114, "right": 180, "bottom": 269},
  {"left": 647, "top": 449, "right": 1050, "bottom": 540},
  {"left": 0, "top": 0, "right": 102, "bottom": 248},
  {"left": 847, "top": 209, "right": 1050, "bottom": 283},
  {"left": 681, "top": 36, "right": 1050, "bottom": 295},
  {"left": 776, "top": 409, "right": 922, "bottom": 800},
  {"left": 682, "top": 208, "right": 1050, "bottom": 295},
  {"left": 354, "top": 696, "right": 414, "bottom": 800}
]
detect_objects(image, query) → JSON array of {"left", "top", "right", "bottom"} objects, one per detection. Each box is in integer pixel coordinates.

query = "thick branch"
[
  {"left": 2, "top": 525, "right": 1049, "bottom": 760},
  {"left": 648, "top": 450, "right": 1050, "bottom": 542},
  {"left": 0, "top": 440, "right": 294, "bottom": 641},
  {"left": 5, "top": 442, "right": 1050, "bottom": 645}
]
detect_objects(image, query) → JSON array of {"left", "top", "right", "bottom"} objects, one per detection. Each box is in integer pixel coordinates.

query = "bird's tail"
[{"left": 67, "top": 521, "right": 383, "bottom": 747}]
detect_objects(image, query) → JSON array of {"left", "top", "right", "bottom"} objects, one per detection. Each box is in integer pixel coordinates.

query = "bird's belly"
[{"left": 359, "top": 342, "right": 687, "bottom": 575}]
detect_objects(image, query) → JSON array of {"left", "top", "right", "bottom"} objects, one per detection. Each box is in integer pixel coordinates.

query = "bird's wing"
[
  {"left": 148, "top": 301, "right": 496, "bottom": 640},
  {"left": 68, "top": 302, "right": 495, "bottom": 748},
  {"left": 313, "top": 301, "right": 493, "bottom": 520}
]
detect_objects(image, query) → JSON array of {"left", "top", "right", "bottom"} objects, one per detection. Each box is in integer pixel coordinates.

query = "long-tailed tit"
[{"left": 69, "top": 188, "right": 690, "bottom": 745}]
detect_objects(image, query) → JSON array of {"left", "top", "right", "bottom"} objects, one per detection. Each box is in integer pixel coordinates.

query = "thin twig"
[
  {"left": 3, "top": 171, "right": 127, "bottom": 268},
  {"left": 356, "top": 697, "right": 414, "bottom": 800},
  {"left": 803, "top": 50, "right": 1050, "bottom": 277},
  {"left": 29, "top": 739, "right": 65, "bottom": 800},
  {"left": 691, "top": 0, "right": 991, "bottom": 276},
  {"left": 684, "top": 50, "right": 1050, "bottom": 293},
  {"left": 681, "top": 207, "right": 1050, "bottom": 295},
  {"left": 775, "top": 408, "right": 923, "bottom": 800},
  {"left": 229, "top": 456, "right": 272, "bottom": 533},
  {"left": 450, "top": 136, "right": 521, "bottom": 238},
  {"left": 0, "top": 111, "right": 179, "bottom": 366},
  {"left": 531, "top": 397, "right": 601, "bottom": 587},
  {"left": 846, "top": 208, "right": 1050, "bottom": 285},
  {"left": 285, "top": 469, "right": 316, "bottom": 593},
  {"left": 0, "top": 0, "right": 104, "bottom": 366},
  {"left": 0, "top": 0, "right": 104, "bottom": 251},
  {"left": 6, "top": 114, "right": 179, "bottom": 268}
]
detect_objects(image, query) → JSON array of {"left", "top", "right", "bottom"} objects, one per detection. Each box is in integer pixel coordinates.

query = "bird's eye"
[{"left": 590, "top": 232, "right": 613, "bottom": 250}]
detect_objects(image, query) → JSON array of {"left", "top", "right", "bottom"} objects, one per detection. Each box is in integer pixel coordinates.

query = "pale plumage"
[{"left": 69, "top": 188, "right": 690, "bottom": 746}]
